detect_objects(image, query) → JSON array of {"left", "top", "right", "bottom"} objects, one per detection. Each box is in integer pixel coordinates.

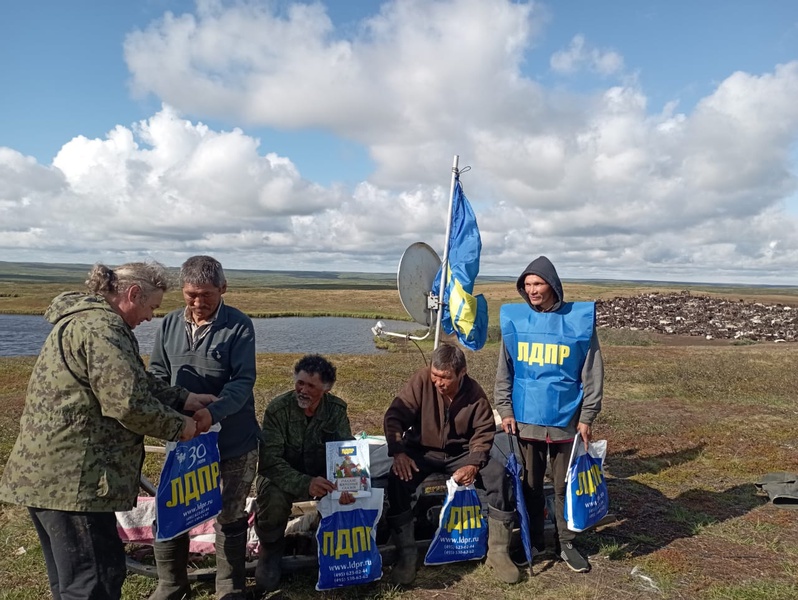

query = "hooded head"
[{"left": 516, "top": 255, "right": 563, "bottom": 312}]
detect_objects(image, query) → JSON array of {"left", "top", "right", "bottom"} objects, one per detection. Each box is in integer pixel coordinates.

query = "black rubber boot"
[
  {"left": 388, "top": 510, "right": 417, "bottom": 585},
  {"left": 148, "top": 534, "right": 191, "bottom": 600},
  {"left": 254, "top": 525, "right": 285, "bottom": 595},
  {"left": 215, "top": 518, "right": 249, "bottom": 600},
  {"left": 486, "top": 509, "right": 520, "bottom": 584}
]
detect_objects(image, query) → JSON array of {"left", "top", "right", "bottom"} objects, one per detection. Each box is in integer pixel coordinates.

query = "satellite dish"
[{"left": 397, "top": 242, "right": 441, "bottom": 326}]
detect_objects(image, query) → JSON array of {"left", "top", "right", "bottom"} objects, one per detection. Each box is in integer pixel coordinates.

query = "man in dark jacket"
[
  {"left": 495, "top": 256, "right": 603, "bottom": 573},
  {"left": 148, "top": 255, "right": 260, "bottom": 600},
  {"left": 384, "top": 344, "right": 518, "bottom": 585}
]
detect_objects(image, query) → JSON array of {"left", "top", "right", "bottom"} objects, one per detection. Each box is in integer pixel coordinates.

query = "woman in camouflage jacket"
[{"left": 0, "top": 262, "right": 213, "bottom": 600}]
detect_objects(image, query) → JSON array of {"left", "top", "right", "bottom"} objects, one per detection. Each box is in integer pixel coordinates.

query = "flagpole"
[{"left": 434, "top": 154, "right": 459, "bottom": 349}]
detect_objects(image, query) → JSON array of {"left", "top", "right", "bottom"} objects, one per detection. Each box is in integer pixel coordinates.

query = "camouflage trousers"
[
  {"left": 254, "top": 477, "right": 302, "bottom": 540},
  {"left": 216, "top": 449, "right": 258, "bottom": 527}
]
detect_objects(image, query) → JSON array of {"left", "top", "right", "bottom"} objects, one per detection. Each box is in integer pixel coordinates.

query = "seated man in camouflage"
[{"left": 254, "top": 354, "right": 352, "bottom": 594}]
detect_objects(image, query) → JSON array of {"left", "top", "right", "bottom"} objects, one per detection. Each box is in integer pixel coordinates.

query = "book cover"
[{"left": 326, "top": 439, "right": 371, "bottom": 498}]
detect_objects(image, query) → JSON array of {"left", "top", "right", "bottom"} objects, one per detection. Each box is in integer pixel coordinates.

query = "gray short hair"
[
  {"left": 85, "top": 261, "right": 171, "bottom": 298},
  {"left": 180, "top": 255, "right": 226, "bottom": 288},
  {"left": 431, "top": 344, "right": 467, "bottom": 374}
]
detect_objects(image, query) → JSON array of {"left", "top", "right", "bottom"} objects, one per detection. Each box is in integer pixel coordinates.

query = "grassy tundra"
[{"left": 1, "top": 266, "right": 797, "bottom": 599}]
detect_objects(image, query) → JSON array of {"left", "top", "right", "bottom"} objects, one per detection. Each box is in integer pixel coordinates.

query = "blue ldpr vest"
[{"left": 500, "top": 302, "right": 595, "bottom": 427}]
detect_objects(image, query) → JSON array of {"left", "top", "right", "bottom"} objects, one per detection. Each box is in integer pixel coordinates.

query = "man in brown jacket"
[{"left": 384, "top": 344, "right": 518, "bottom": 585}]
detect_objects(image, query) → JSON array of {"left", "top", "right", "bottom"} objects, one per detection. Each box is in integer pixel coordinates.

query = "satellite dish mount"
[{"left": 371, "top": 241, "right": 441, "bottom": 341}]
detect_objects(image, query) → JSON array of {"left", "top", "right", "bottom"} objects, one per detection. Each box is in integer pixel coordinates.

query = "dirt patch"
[{"left": 666, "top": 524, "right": 797, "bottom": 587}]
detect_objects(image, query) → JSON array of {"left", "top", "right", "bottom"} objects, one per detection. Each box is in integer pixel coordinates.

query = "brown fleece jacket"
[{"left": 383, "top": 367, "right": 495, "bottom": 468}]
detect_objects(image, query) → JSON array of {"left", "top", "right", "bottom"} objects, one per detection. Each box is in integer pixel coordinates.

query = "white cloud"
[
  {"left": 123, "top": 0, "right": 542, "bottom": 186},
  {"left": 2, "top": 0, "right": 798, "bottom": 284},
  {"left": 550, "top": 34, "right": 625, "bottom": 76},
  {"left": 0, "top": 148, "right": 70, "bottom": 242},
  {"left": 0, "top": 105, "right": 449, "bottom": 270}
]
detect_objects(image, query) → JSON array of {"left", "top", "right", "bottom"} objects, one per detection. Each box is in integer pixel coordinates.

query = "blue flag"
[{"left": 432, "top": 180, "right": 489, "bottom": 351}]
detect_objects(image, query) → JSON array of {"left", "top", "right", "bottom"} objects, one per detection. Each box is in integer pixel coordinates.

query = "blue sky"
[
  {"left": 1, "top": 0, "right": 798, "bottom": 283},
  {"left": 0, "top": 1, "right": 376, "bottom": 185}
]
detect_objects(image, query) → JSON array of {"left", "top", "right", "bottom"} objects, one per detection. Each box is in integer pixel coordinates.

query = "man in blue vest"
[{"left": 494, "top": 256, "right": 603, "bottom": 573}]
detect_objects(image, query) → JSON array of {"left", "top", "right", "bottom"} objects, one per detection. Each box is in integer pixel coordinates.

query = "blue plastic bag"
[
  {"left": 155, "top": 425, "right": 223, "bottom": 541},
  {"left": 564, "top": 438, "right": 609, "bottom": 532},
  {"left": 315, "top": 488, "right": 383, "bottom": 590},
  {"left": 424, "top": 478, "right": 487, "bottom": 565}
]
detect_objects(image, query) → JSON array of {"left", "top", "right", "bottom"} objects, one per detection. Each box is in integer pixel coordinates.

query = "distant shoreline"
[{"left": 2, "top": 260, "right": 798, "bottom": 289}]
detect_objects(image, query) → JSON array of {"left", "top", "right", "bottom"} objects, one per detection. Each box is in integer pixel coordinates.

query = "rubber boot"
[
  {"left": 388, "top": 510, "right": 417, "bottom": 585},
  {"left": 254, "top": 525, "right": 285, "bottom": 594},
  {"left": 486, "top": 510, "right": 520, "bottom": 584},
  {"left": 215, "top": 519, "right": 249, "bottom": 600},
  {"left": 149, "top": 534, "right": 192, "bottom": 600}
]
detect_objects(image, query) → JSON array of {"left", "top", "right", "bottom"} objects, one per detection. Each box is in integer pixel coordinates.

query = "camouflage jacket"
[
  {"left": 0, "top": 292, "right": 189, "bottom": 512},
  {"left": 258, "top": 390, "right": 352, "bottom": 498}
]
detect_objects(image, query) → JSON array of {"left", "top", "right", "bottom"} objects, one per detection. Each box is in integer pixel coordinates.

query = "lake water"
[{"left": 0, "top": 314, "right": 419, "bottom": 357}]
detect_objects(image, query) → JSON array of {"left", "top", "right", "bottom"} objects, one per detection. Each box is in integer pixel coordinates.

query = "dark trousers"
[
  {"left": 517, "top": 439, "right": 575, "bottom": 548},
  {"left": 28, "top": 507, "right": 126, "bottom": 600},
  {"left": 387, "top": 449, "right": 512, "bottom": 517}
]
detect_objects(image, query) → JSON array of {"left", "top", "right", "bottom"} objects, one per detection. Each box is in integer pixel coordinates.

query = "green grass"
[
  {"left": 597, "top": 539, "right": 628, "bottom": 560},
  {"left": 667, "top": 505, "right": 718, "bottom": 535},
  {"left": 700, "top": 581, "right": 798, "bottom": 600}
]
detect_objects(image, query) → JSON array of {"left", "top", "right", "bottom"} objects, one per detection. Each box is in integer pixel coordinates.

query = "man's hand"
[
  {"left": 179, "top": 416, "right": 198, "bottom": 441},
  {"left": 185, "top": 393, "right": 217, "bottom": 412},
  {"left": 391, "top": 452, "right": 419, "bottom": 482},
  {"left": 577, "top": 422, "right": 592, "bottom": 450},
  {"left": 452, "top": 464, "right": 479, "bottom": 487},
  {"left": 502, "top": 416, "right": 517, "bottom": 435},
  {"left": 338, "top": 491, "right": 356, "bottom": 505},
  {"left": 308, "top": 477, "right": 336, "bottom": 499},
  {"left": 192, "top": 408, "right": 213, "bottom": 434}
]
